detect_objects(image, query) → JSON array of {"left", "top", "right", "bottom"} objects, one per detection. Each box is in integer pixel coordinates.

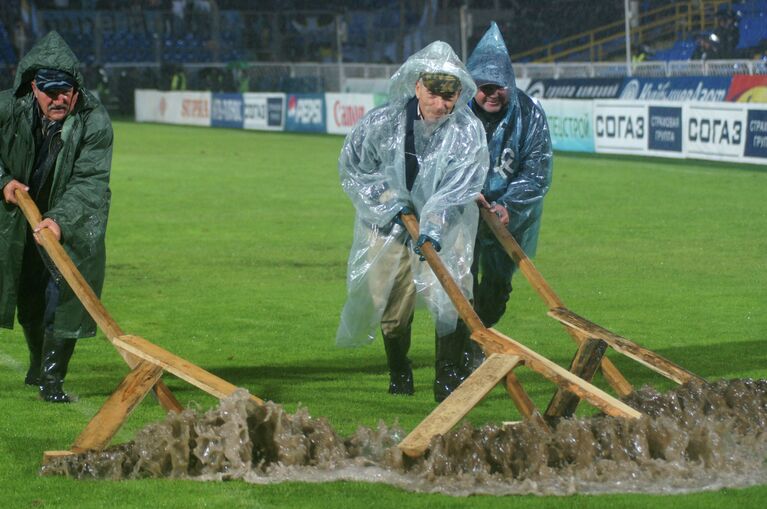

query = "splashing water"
[{"left": 41, "top": 379, "right": 767, "bottom": 496}]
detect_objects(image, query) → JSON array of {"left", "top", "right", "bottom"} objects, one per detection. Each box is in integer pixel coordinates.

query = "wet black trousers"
[
  {"left": 17, "top": 237, "right": 60, "bottom": 333},
  {"left": 16, "top": 238, "right": 76, "bottom": 398}
]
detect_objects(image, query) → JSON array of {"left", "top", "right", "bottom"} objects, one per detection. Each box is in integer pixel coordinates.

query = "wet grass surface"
[{"left": 1, "top": 122, "right": 765, "bottom": 507}]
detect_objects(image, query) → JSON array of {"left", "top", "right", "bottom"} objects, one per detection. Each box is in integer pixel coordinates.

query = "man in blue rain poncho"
[
  {"left": 336, "top": 41, "right": 489, "bottom": 401},
  {"left": 458, "top": 22, "right": 553, "bottom": 370}
]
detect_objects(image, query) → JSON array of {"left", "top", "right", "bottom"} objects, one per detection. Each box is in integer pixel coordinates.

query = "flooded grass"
[{"left": 42, "top": 379, "right": 767, "bottom": 496}]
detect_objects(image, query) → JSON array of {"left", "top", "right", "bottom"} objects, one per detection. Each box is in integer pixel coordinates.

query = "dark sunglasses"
[{"left": 479, "top": 84, "right": 505, "bottom": 95}]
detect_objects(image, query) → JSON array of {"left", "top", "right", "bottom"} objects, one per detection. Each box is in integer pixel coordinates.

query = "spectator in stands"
[
  {"left": 336, "top": 41, "right": 488, "bottom": 401},
  {"left": 714, "top": 8, "right": 740, "bottom": 59},
  {"left": 0, "top": 31, "right": 113, "bottom": 403},
  {"left": 692, "top": 32, "right": 720, "bottom": 60},
  {"left": 458, "top": 22, "right": 553, "bottom": 371},
  {"left": 13, "top": 20, "right": 28, "bottom": 59},
  {"left": 170, "top": 64, "right": 187, "bottom": 90},
  {"left": 632, "top": 44, "right": 653, "bottom": 63}
]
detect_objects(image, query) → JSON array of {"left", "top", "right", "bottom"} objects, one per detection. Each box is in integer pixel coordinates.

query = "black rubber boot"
[
  {"left": 463, "top": 338, "right": 486, "bottom": 374},
  {"left": 39, "top": 335, "right": 77, "bottom": 403},
  {"left": 434, "top": 327, "right": 470, "bottom": 402},
  {"left": 383, "top": 328, "right": 414, "bottom": 395},
  {"left": 22, "top": 325, "right": 45, "bottom": 386}
]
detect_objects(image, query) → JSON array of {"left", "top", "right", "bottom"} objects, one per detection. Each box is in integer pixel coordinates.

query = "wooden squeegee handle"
[
  {"left": 14, "top": 188, "right": 183, "bottom": 412},
  {"left": 479, "top": 207, "right": 565, "bottom": 309},
  {"left": 15, "top": 188, "right": 123, "bottom": 339},
  {"left": 400, "top": 213, "right": 484, "bottom": 332}
]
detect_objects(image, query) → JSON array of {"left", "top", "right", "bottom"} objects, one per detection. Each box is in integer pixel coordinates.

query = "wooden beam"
[
  {"left": 400, "top": 213, "right": 484, "bottom": 332},
  {"left": 548, "top": 308, "right": 705, "bottom": 385},
  {"left": 480, "top": 208, "right": 633, "bottom": 396},
  {"left": 114, "top": 335, "right": 264, "bottom": 405},
  {"left": 15, "top": 189, "right": 183, "bottom": 414},
  {"left": 42, "top": 450, "right": 75, "bottom": 465},
  {"left": 544, "top": 338, "right": 607, "bottom": 420},
  {"left": 505, "top": 371, "right": 549, "bottom": 430},
  {"left": 479, "top": 208, "right": 565, "bottom": 309},
  {"left": 472, "top": 328, "right": 642, "bottom": 419},
  {"left": 399, "top": 354, "right": 521, "bottom": 458},
  {"left": 399, "top": 213, "right": 540, "bottom": 416},
  {"left": 71, "top": 361, "right": 164, "bottom": 453}
]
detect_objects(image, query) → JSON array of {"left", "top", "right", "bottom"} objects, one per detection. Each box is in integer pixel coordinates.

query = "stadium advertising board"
[
  {"left": 648, "top": 105, "right": 683, "bottom": 155},
  {"left": 243, "top": 93, "right": 285, "bottom": 131},
  {"left": 619, "top": 77, "right": 731, "bottom": 102},
  {"left": 685, "top": 103, "right": 747, "bottom": 161},
  {"left": 539, "top": 99, "right": 595, "bottom": 152},
  {"left": 285, "top": 94, "right": 325, "bottom": 133},
  {"left": 135, "top": 90, "right": 211, "bottom": 126},
  {"left": 325, "top": 93, "right": 376, "bottom": 135},
  {"left": 134, "top": 90, "right": 162, "bottom": 123},
  {"left": 744, "top": 109, "right": 767, "bottom": 160},
  {"left": 593, "top": 101, "right": 647, "bottom": 154},
  {"left": 726, "top": 75, "right": 767, "bottom": 103},
  {"left": 211, "top": 93, "right": 244, "bottom": 129},
  {"left": 525, "top": 78, "right": 624, "bottom": 99}
]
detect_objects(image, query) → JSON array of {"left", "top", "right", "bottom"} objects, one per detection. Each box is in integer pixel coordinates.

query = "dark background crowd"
[{"left": 1, "top": 1, "right": 765, "bottom": 114}]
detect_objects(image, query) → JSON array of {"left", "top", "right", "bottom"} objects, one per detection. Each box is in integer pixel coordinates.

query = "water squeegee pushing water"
[{"left": 14, "top": 188, "right": 263, "bottom": 462}]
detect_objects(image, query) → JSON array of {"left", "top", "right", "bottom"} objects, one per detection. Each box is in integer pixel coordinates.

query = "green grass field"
[{"left": 1, "top": 121, "right": 766, "bottom": 508}]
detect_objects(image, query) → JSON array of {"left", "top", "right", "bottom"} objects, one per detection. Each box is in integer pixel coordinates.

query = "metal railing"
[
  {"left": 510, "top": 0, "right": 729, "bottom": 63},
  {"left": 514, "top": 59, "right": 766, "bottom": 80}
]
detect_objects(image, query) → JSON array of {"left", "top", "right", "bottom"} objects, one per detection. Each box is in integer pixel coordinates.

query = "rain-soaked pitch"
[{"left": 42, "top": 379, "right": 767, "bottom": 496}]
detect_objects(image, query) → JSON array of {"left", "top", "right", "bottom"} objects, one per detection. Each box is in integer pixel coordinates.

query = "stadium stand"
[{"left": 0, "top": 0, "right": 765, "bottom": 112}]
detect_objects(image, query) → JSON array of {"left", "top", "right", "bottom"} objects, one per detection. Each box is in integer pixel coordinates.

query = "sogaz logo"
[
  {"left": 595, "top": 113, "right": 645, "bottom": 139},
  {"left": 688, "top": 117, "right": 742, "bottom": 145},
  {"left": 686, "top": 105, "right": 745, "bottom": 158}
]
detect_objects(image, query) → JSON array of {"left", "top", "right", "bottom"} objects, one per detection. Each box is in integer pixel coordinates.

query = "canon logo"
[{"left": 333, "top": 101, "right": 365, "bottom": 127}]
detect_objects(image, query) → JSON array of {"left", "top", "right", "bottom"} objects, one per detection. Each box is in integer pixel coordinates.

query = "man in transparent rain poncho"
[
  {"left": 336, "top": 41, "right": 489, "bottom": 402},
  {"left": 459, "top": 22, "right": 553, "bottom": 370}
]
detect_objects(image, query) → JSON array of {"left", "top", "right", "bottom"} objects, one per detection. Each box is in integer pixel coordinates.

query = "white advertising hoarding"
[
  {"left": 325, "top": 93, "right": 376, "bottom": 135},
  {"left": 243, "top": 93, "right": 285, "bottom": 131},
  {"left": 593, "top": 101, "right": 647, "bottom": 154},
  {"left": 135, "top": 90, "right": 211, "bottom": 126},
  {"left": 684, "top": 103, "right": 748, "bottom": 162}
]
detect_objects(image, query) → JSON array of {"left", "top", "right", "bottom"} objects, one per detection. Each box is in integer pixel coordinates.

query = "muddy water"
[{"left": 41, "top": 379, "right": 767, "bottom": 495}]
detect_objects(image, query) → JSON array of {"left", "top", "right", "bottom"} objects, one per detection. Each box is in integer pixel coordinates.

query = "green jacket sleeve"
[{"left": 45, "top": 109, "right": 113, "bottom": 242}]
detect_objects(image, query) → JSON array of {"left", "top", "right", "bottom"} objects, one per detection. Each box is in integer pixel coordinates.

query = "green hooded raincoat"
[{"left": 0, "top": 31, "right": 113, "bottom": 338}]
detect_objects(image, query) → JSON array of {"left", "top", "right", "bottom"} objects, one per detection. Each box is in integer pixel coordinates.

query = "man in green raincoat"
[{"left": 0, "top": 32, "right": 113, "bottom": 403}]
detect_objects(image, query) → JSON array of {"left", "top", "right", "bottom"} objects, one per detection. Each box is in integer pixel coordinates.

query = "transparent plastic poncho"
[
  {"left": 467, "top": 22, "right": 553, "bottom": 280},
  {"left": 336, "top": 41, "right": 489, "bottom": 347}
]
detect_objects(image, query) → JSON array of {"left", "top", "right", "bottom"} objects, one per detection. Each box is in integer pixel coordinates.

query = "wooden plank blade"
[
  {"left": 544, "top": 338, "right": 607, "bottom": 421},
  {"left": 399, "top": 354, "right": 521, "bottom": 458},
  {"left": 71, "top": 361, "right": 164, "bottom": 453},
  {"left": 113, "top": 335, "right": 264, "bottom": 405},
  {"left": 472, "top": 328, "right": 642, "bottom": 420},
  {"left": 548, "top": 307, "right": 705, "bottom": 385}
]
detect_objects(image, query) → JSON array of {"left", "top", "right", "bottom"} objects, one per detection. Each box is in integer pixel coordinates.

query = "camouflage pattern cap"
[{"left": 419, "top": 72, "right": 462, "bottom": 97}]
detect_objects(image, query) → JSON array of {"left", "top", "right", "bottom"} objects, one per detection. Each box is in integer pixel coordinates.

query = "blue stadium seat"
[{"left": 737, "top": 13, "right": 766, "bottom": 48}]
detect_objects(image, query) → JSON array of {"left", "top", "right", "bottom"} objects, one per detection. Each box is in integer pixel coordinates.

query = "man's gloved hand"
[
  {"left": 393, "top": 206, "right": 413, "bottom": 228},
  {"left": 414, "top": 234, "right": 440, "bottom": 261}
]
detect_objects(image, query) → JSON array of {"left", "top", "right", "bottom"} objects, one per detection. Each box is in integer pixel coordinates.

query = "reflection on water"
[{"left": 41, "top": 379, "right": 767, "bottom": 495}]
